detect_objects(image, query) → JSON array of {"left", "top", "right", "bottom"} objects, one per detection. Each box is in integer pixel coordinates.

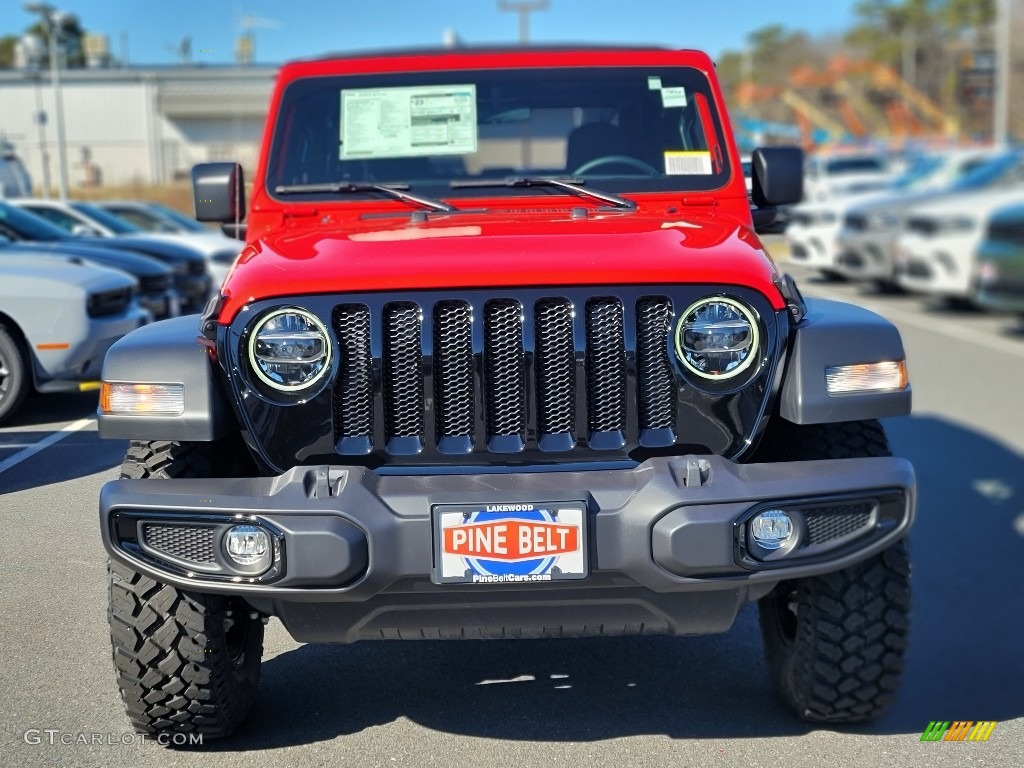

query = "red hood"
[{"left": 218, "top": 209, "right": 784, "bottom": 323}]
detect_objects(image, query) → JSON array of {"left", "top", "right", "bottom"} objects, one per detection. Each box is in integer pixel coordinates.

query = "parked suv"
[{"left": 97, "top": 47, "right": 915, "bottom": 740}]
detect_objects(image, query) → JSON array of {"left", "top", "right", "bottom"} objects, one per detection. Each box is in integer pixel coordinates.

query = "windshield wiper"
[
  {"left": 450, "top": 176, "right": 636, "bottom": 210},
  {"left": 274, "top": 182, "right": 458, "bottom": 212}
]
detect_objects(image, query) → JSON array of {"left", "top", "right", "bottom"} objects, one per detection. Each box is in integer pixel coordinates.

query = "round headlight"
[
  {"left": 674, "top": 297, "right": 759, "bottom": 379},
  {"left": 248, "top": 308, "right": 332, "bottom": 391}
]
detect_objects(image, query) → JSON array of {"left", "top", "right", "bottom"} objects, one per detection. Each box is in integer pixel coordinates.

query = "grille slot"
[
  {"left": 142, "top": 524, "right": 216, "bottom": 564},
  {"left": 87, "top": 287, "right": 132, "bottom": 318},
  {"left": 434, "top": 301, "right": 475, "bottom": 451},
  {"left": 333, "top": 304, "right": 374, "bottom": 453},
  {"left": 584, "top": 297, "right": 627, "bottom": 444},
  {"left": 805, "top": 503, "right": 873, "bottom": 544},
  {"left": 382, "top": 302, "right": 424, "bottom": 453},
  {"left": 139, "top": 274, "right": 173, "bottom": 293},
  {"left": 483, "top": 299, "right": 526, "bottom": 450},
  {"left": 636, "top": 297, "right": 675, "bottom": 437},
  {"left": 534, "top": 298, "right": 576, "bottom": 448}
]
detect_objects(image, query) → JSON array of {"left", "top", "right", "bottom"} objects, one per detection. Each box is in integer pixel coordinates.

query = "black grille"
[
  {"left": 139, "top": 274, "right": 173, "bottom": 293},
  {"left": 534, "top": 298, "right": 575, "bottom": 438},
  {"left": 906, "top": 260, "right": 931, "bottom": 278},
  {"left": 331, "top": 293, "right": 671, "bottom": 455},
  {"left": 434, "top": 301, "right": 475, "bottom": 450},
  {"left": 87, "top": 287, "right": 132, "bottom": 318},
  {"left": 484, "top": 299, "right": 527, "bottom": 446},
  {"left": 905, "top": 217, "right": 939, "bottom": 237},
  {"left": 805, "top": 503, "right": 873, "bottom": 544},
  {"left": 382, "top": 302, "right": 424, "bottom": 451},
  {"left": 987, "top": 221, "right": 1024, "bottom": 246},
  {"left": 584, "top": 298, "right": 626, "bottom": 437},
  {"left": 333, "top": 304, "right": 374, "bottom": 452},
  {"left": 845, "top": 213, "right": 868, "bottom": 232},
  {"left": 294, "top": 287, "right": 780, "bottom": 466},
  {"left": 636, "top": 298, "right": 675, "bottom": 433},
  {"left": 142, "top": 524, "right": 216, "bottom": 564}
]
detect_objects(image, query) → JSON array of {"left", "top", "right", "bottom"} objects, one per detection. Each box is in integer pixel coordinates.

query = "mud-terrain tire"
[
  {"left": 755, "top": 420, "right": 911, "bottom": 723},
  {"left": 0, "top": 324, "right": 29, "bottom": 425},
  {"left": 108, "top": 438, "right": 263, "bottom": 741},
  {"left": 120, "top": 437, "right": 254, "bottom": 480}
]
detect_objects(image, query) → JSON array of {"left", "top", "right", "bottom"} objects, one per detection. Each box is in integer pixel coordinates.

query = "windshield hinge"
[{"left": 680, "top": 196, "right": 719, "bottom": 208}]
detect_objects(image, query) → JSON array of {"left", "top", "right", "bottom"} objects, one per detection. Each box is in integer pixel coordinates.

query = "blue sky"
[{"left": 1, "top": 1, "right": 858, "bottom": 65}]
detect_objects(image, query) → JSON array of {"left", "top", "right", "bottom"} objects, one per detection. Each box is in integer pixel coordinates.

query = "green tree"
[{"left": 0, "top": 35, "right": 17, "bottom": 68}]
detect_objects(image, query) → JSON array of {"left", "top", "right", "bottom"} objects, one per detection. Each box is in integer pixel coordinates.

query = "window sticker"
[
  {"left": 660, "top": 87, "right": 688, "bottom": 108},
  {"left": 664, "top": 151, "right": 713, "bottom": 175},
  {"left": 340, "top": 85, "right": 477, "bottom": 159},
  {"left": 647, "top": 76, "right": 662, "bottom": 90}
]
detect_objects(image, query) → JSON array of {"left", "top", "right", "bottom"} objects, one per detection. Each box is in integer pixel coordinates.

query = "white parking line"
[{"left": 0, "top": 418, "right": 95, "bottom": 476}]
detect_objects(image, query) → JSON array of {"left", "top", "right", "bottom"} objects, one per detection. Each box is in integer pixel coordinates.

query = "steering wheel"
[{"left": 572, "top": 155, "right": 660, "bottom": 176}]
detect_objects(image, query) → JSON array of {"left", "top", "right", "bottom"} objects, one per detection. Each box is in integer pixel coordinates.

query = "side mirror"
[
  {"left": 751, "top": 146, "right": 804, "bottom": 208},
  {"left": 192, "top": 162, "right": 246, "bottom": 223}
]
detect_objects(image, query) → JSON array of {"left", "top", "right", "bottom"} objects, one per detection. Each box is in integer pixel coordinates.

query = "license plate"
[{"left": 432, "top": 501, "right": 588, "bottom": 585}]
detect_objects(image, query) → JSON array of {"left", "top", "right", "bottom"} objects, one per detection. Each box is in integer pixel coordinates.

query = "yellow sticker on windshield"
[{"left": 664, "top": 151, "right": 712, "bottom": 175}]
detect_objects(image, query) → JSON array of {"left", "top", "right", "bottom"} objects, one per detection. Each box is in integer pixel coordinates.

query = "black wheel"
[
  {"left": 754, "top": 420, "right": 911, "bottom": 723},
  {"left": 108, "top": 438, "right": 263, "bottom": 741},
  {"left": 0, "top": 324, "right": 29, "bottom": 424}
]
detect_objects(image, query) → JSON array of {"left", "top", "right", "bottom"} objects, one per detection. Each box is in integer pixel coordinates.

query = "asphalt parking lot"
[{"left": 1, "top": 237, "right": 1021, "bottom": 767}]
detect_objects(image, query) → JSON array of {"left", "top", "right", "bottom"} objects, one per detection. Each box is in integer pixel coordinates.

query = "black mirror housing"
[
  {"left": 751, "top": 146, "right": 803, "bottom": 208},
  {"left": 192, "top": 162, "right": 246, "bottom": 223}
]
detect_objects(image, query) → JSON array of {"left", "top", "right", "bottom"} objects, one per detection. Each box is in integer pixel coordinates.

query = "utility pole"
[
  {"left": 24, "top": 3, "right": 70, "bottom": 201},
  {"left": 994, "top": 0, "right": 1012, "bottom": 145},
  {"left": 499, "top": 0, "right": 549, "bottom": 45}
]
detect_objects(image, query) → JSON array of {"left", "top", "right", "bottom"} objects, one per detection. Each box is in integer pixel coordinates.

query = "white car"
[
  {"left": 11, "top": 199, "right": 239, "bottom": 288},
  {"left": 0, "top": 252, "right": 147, "bottom": 423},
  {"left": 803, "top": 152, "right": 895, "bottom": 202},
  {"left": 786, "top": 186, "right": 899, "bottom": 277},
  {"left": 833, "top": 148, "right": 1002, "bottom": 287},
  {"left": 896, "top": 187, "right": 1024, "bottom": 302}
]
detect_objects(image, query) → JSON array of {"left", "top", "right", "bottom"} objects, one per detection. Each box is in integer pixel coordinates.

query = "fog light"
[
  {"left": 225, "top": 525, "right": 271, "bottom": 568},
  {"left": 750, "top": 510, "right": 794, "bottom": 551}
]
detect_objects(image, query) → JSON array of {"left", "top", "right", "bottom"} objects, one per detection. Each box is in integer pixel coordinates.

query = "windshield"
[
  {"left": 0, "top": 202, "right": 67, "bottom": 242},
  {"left": 824, "top": 156, "right": 887, "bottom": 175},
  {"left": 148, "top": 203, "right": 209, "bottom": 232},
  {"left": 69, "top": 202, "right": 142, "bottom": 234},
  {"left": 266, "top": 65, "right": 732, "bottom": 202},
  {"left": 950, "top": 152, "right": 1024, "bottom": 192}
]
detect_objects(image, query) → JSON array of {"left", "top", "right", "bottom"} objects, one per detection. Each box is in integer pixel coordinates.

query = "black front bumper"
[{"left": 100, "top": 454, "right": 915, "bottom": 642}]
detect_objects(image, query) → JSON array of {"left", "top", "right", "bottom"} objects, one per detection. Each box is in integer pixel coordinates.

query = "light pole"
[
  {"left": 28, "top": 71, "right": 52, "bottom": 198},
  {"left": 24, "top": 3, "right": 70, "bottom": 201},
  {"left": 499, "top": 0, "right": 549, "bottom": 45}
]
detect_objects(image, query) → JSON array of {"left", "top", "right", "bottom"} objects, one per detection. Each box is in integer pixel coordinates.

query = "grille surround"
[{"left": 225, "top": 286, "right": 785, "bottom": 471}]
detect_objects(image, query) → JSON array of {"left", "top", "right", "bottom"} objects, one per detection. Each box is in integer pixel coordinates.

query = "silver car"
[{"left": 0, "top": 252, "right": 148, "bottom": 423}]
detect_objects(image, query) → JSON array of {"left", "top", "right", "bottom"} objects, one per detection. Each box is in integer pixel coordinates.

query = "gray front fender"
[
  {"left": 779, "top": 298, "right": 912, "bottom": 424},
  {"left": 98, "top": 315, "right": 234, "bottom": 441}
]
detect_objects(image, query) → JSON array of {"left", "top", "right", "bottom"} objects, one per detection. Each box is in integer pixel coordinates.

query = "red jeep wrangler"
[{"left": 98, "top": 47, "right": 914, "bottom": 739}]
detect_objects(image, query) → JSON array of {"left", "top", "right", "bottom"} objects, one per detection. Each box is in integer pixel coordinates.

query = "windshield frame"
[{"left": 264, "top": 64, "right": 735, "bottom": 205}]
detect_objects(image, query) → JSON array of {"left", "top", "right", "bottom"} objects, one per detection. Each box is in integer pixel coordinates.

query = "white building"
[{"left": 0, "top": 65, "right": 275, "bottom": 189}]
